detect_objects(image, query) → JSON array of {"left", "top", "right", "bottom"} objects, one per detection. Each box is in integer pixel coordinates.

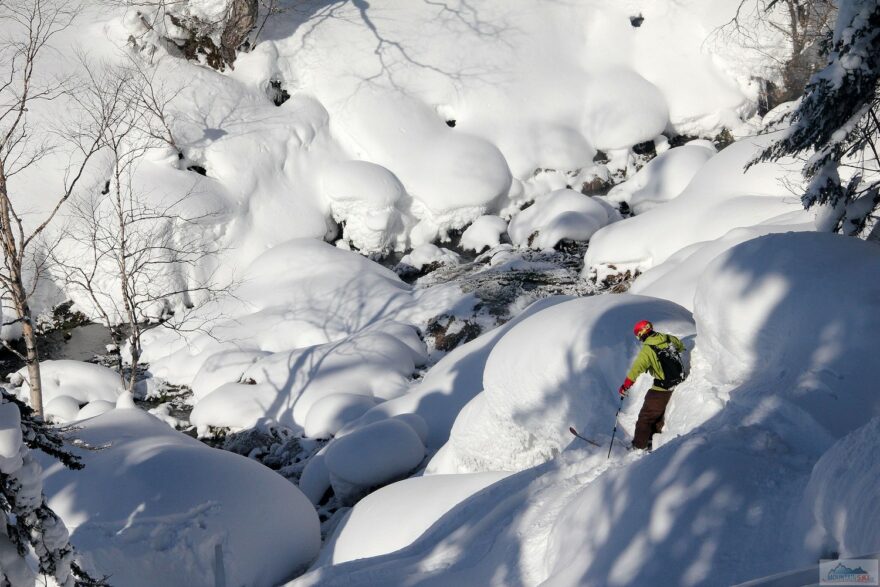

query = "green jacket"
[{"left": 626, "top": 332, "right": 686, "bottom": 391}]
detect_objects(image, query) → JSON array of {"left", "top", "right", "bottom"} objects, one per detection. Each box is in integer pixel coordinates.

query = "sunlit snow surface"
[{"left": 3, "top": 0, "right": 878, "bottom": 585}]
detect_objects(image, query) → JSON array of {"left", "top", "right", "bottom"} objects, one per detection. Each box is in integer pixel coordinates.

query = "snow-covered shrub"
[{"left": 0, "top": 393, "right": 102, "bottom": 586}]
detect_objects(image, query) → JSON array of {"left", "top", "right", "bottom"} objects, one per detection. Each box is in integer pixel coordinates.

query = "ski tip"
[{"left": 568, "top": 426, "right": 577, "bottom": 434}]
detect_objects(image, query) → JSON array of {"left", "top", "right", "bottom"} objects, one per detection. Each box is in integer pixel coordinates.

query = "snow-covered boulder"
[
  {"left": 316, "top": 472, "right": 509, "bottom": 566},
  {"left": 461, "top": 215, "right": 508, "bottom": 253},
  {"left": 606, "top": 142, "right": 716, "bottom": 214},
  {"left": 11, "top": 360, "right": 123, "bottom": 407},
  {"left": 44, "top": 395, "right": 83, "bottom": 424},
  {"left": 586, "top": 134, "right": 805, "bottom": 281},
  {"left": 508, "top": 189, "right": 612, "bottom": 250},
  {"left": 320, "top": 160, "right": 412, "bottom": 253},
  {"left": 75, "top": 400, "right": 116, "bottom": 421},
  {"left": 432, "top": 294, "right": 695, "bottom": 473},
  {"left": 581, "top": 69, "right": 669, "bottom": 151},
  {"left": 336, "top": 91, "right": 512, "bottom": 243},
  {"left": 399, "top": 244, "right": 460, "bottom": 271},
  {"left": 304, "top": 393, "right": 380, "bottom": 439},
  {"left": 190, "top": 350, "right": 272, "bottom": 400},
  {"left": 40, "top": 409, "right": 320, "bottom": 587},
  {"left": 324, "top": 419, "right": 426, "bottom": 502}
]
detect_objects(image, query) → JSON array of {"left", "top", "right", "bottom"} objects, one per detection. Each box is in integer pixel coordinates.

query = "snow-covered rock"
[
  {"left": 44, "top": 395, "right": 83, "bottom": 424},
  {"left": 320, "top": 160, "right": 412, "bottom": 253},
  {"left": 0, "top": 401, "right": 22, "bottom": 474},
  {"left": 11, "top": 360, "right": 123, "bottom": 407},
  {"left": 432, "top": 294, "right": 695, "bottom": 473},
  {"left": 508, "top": 189, "right": 613, "bottom": 250},
  {"left": 324, "top": 419, "right": 426, "bottom": 502},
  {"left": 40, "top": 409, "right": 320, "bottom": 587},
  {"left": 399, "top": 244, "right": 460, "bottom": 271},
  {"left": 304, "top": 393, "right": 380, "bottom": 439},
  {"left": 606, "top": 142, "right": 716, "bottom": 214},
  {"left": 142, "top": 239, "right": 415, "bottom": 388},
  {"left": 75, "top": 400, "right": 116, "bottom": 421},
  {"left": 461, "top": 215, "right": 508, "bottom": 253},
  {"left": 316, "top": 472, "right": 509, "bottom": 566},
  {"left": 340, "top": 296, "right": 569, "bottom": 453},
  {"left": 581, "top": 69, "right": 669, "bottom": 151}
]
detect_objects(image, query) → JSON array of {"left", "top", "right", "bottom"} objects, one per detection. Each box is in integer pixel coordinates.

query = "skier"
[{"left": 617, "top": 320, "right": 686, "bottom": 451}]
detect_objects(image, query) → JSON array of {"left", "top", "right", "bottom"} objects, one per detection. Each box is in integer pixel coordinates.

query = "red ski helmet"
[{"left": 633, "top": 320, "right": 653, "bottom": 339}]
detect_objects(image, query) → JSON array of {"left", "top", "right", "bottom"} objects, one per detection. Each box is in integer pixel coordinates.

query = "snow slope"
[{"left": 292, "top": 233, "right": 880, "bottom": 586}]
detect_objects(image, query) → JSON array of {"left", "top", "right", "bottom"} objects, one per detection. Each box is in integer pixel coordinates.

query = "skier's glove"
[{"left": 618, "top": 377, "right": 633, "bottom": 398}]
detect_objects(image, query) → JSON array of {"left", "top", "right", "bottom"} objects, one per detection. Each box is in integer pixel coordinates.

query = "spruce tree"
[
  {"left": 754, "top": 0, "right": 880, "bottom": 236},
  {"left": 0, "top": 392, "right": 105, "bottom": 586}
]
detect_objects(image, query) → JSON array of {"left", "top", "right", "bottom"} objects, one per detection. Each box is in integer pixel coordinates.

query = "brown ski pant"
[{"left": 632, "top": 389, "right": 673, "bottom": 450}]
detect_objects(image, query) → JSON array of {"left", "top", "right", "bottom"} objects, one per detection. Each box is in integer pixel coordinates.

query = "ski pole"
[{"left": 607, "top": 394, "right": 625, "bottom": 459}]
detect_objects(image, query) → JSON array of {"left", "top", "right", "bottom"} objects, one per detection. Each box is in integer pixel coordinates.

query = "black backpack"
[{"left": 649, "top": 339, "right": 685, "bottom": 390}]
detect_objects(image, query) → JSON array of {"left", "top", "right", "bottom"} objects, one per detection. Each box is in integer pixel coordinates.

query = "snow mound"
[
  {"left": 433, "top": 294, "right": 695, "bottom": 473},
  {"left": 190, "top": 323, "right": 423, "bottom": 433},
  {"left": 304, "top": 393, "right": 380, "bottom": 439},
  {"left": 586, "top": 134, "right": 806, "bottom": 281},
  {"left": 11, "top": 360, "right": 123, "bottom": 407},
  {"left": 607, "top": 143, "right": 716, "bottom": 214},
  {"left": 693, "top": 232, "right": 880, "bottom": 438},
  {"left": 317, "top": 472, "right": 509, "bottom": 566},
  {"left": 582, "top": 69, "right": 669, "bottom": 151},
  {"left": 44, "top": 395, "right": 83, "bottom": 424},
  {"left": 336, "top": 91, "right": 512, "bottom": 243},
  {"left": 461, "top": 215, "right": 508, "bottom": 253},
  {"left": 324, "top": 419, "right": 426, "bottom": 502},
  {"left": 508, "top": 189, "right": 612, "bottom": 250},
  {"left": 399, "top": 244, "right": 460, "bottom": 271},
  {"left": 339, "top": 297, "right": 570, "bottom": 455},
  {"left": 142, "top": 238, "right": 416, "bottom": 392},
  {"left": 40, "top": 409, "right": 320, "bottom": 587},
  {"left": 319, "top": 160, "right": 411, "bottom": 253},
  {"left": 75, "top": 400, "right": 116, "bottom": 421}
]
